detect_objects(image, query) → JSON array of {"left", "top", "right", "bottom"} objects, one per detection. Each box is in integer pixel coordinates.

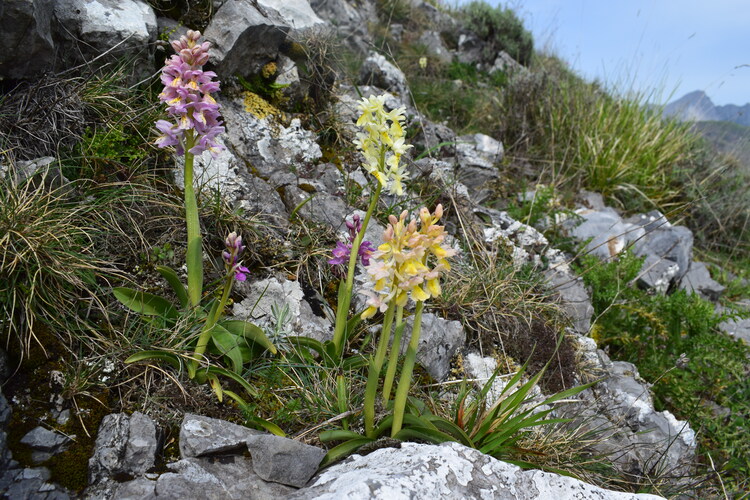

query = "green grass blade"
[{"left": 320, "top": 438, "right": 374, "bottom": 468}]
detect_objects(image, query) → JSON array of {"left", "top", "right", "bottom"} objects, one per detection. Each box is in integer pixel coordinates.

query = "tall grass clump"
[
  {"left": 501, "top": 56, "right": 699, "bottom": 211},
  {"left": 0, "top": 166, "right": 112, "bottom": 357}
]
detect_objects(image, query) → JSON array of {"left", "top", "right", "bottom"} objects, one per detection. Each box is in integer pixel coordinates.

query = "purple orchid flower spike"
[
  {"left": 223, "top": 231, "right": 249, "bottom": 281},
  {"left": 155, "top": 30, "right": 225, "bottom": 158}
]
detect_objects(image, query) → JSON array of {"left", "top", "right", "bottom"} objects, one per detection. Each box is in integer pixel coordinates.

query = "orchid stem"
[
  {"left": 391, "top": 301, "right": 424, "bottom": 437},
  {"left": 331, "top": 182, "right": 382, "bottom": 357}
]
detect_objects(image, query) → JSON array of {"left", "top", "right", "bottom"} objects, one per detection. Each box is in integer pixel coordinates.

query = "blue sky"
[{"left": 453, "top": 1, "right": 750, "bottom": 106}]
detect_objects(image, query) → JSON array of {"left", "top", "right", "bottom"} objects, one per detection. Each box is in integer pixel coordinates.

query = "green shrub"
[
  {"left": 577, "top": 252, "right": 750, "bottom": 493},
  {"left": 461, "top": 1, "right": 533, "bottom": 66}
]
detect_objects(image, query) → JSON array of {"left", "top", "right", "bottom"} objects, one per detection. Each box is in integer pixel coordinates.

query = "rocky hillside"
[{"left": 0, "top": 1, "right": 748, "bottom": 499}]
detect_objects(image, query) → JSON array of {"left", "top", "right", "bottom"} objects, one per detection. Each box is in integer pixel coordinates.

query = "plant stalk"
[
  {"left": 391, "top": 301, "right": 424, "bottom": 437},
  {"left": 331, "top": 182, "right": 382, "bottom": 357},
  {"left": 183, "top": 131, "right": 202, "bottom": 308}
]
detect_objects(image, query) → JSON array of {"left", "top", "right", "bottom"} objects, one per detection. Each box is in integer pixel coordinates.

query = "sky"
[{"left": 454, "top": 0, "right": 750, "bottom": 106}]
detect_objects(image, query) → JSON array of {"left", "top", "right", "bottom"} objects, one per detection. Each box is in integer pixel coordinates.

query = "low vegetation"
[{"left": 1, "top": 0, "right": 749, "bottom": 497}]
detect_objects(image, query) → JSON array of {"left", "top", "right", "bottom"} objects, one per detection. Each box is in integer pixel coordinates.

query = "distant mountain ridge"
[{"left": 663, "top": 90, "right": 750, "bottom": 126}]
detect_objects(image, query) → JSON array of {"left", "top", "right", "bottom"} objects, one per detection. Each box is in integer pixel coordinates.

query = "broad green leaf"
[
  {"left": 156, "top": 265, "right": 189, "bottom": 309},
  {"left": 242, "top": 413, "right": 286, "bottom": 437},
  {"left": 320, "top": 429, "right": 364, "bottom": 442},
  {"left": 220, "top": 320, "right": 277, "bottom": 354},
  {"left": 208, "top": 323, "right": 244, "bottom": 374},
  {"left": 114, "top": 287, "right": 177, "bottom": 318},
  {"left": 393, "top": 426, "right": 455, "bottom": 444},
  {"left": 320, "top": 438, "right": 374, "bottom": 468},
  {"left": 124, "top": 350, "right": 183, "bottom": 370}
]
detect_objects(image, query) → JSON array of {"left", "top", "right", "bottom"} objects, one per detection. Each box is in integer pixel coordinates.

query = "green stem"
[
  {"left": 363, "top": 301, "right": 396, "bottom": 437},
  {"left": 331, "top": 182, "right": 382, "bottom": 357},
  {"left": 381, "top": 305, "right": 404, "bottom": 404},
  {"left": 192, "top": 273, "right": 234, "bottom": 371},
  {"left": 183, "top": 132, "right": 202, "bottom": 308},
  {"left": 391, "top": 301, "right": 424, "bottom": 437}
]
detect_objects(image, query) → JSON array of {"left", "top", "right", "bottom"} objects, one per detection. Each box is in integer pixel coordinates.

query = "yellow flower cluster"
[
  {"left": 353, "top": 95, "right": 412, "bottom": 195},
  {"left": 361, "top": 204, "right": 456, "bottom": 319}
]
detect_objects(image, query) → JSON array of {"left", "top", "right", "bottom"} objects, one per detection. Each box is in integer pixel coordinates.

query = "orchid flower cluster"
[
  {"left": 353, "top": 95, "right": 411, "bottom": 195},
  {"left": 223, "top": 232, "right": 250, "bottom": 282},
  {"left": 155, "top": 30, "right": 224, "bottom": 158},
  {"left": 361, "top": 205, "right": 456, "bottom": 318},
  {"left": 328, "top": 214, "right": 376, "bottom": 269}
]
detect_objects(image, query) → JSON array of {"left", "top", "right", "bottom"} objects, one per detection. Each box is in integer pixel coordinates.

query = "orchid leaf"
[
  {"left": 220, "top": 320, "right": 277, "bottom": 354},
  {"left": 320, "top": 438, "right": 374, "bottom": 468},
  {"left": 124, "top": 350, "right": 183, "bottom": 370},
  {"left": 205, "top": 365, "right": 258, "bottom": 398},
  {"left": 208, "top": 323, "right": 244, "bottom": 374},
  {"left": 156, "top": 265, "right": 189, "bottom": 309},
  {"left": 320, "top": 429, "right": 364, "bottom": 442},
  {"left": 114, "top": 287, "right": 177, "bottom": 318}
]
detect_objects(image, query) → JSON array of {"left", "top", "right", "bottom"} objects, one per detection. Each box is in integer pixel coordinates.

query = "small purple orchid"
[
  {"left": 155, "top": 30, "right": 225, "bottom": 158},
  {"left": 329, "top": 214, "right": 376, "bottom": 268},
  {"left": 223, "top": 232, "right": 250, "bottom": 281}
]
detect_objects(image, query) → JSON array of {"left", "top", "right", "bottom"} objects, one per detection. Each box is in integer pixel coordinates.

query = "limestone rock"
[
  {"left": 176, "top": 135, "right": 289, "bottom": 233},
  {"left": 678, "top": 261, "right": 725, "bottom": 301},
  {"left": 561, "top": 341, "right": 696, "bottom": 484},
  {"left": 221, "top": 94, "right": 321, "bottom": 180},
  {"left": 455, "top": 133, "right": 503, "bottom": 203},
  {"left": 53, "top": 0, "right": 157, "bottom": 78},
  {"left": 358, "top": 52, "right": 409, "bottom": 98},
  {"left": 569, "top": 207, "right": 644, "bottom": 260},
  {"left": 20, "top": 426, "right": 72, "bottom": 463},
  {"left": 246, "top": 434, "right": 326, "bottom": 487},
  {"left": 401, "top": 313, "right": 466, "bottom": 381},
  {"left": 309, "top": 0, "right": 376, "bottom": 54},
  {"left": 233, "top": 277, "right": 332, "bottom": 343},
  {"left": 88, "top": 412, "right": 160, "bottom": 485},
  {"left": 418, "top": 31, "right": 452, "bottom": 64},
  {"left": 0, "top": 0, "right": 55, "bottom": 79},
  {"left": 179, "top": 414, "right": 261, "bottom": 458},
  {"left": 290, "top": 441, "right": 664, "bottom": 499},
  {"left": 153, "top": 456, "right": 296, "bottom": 500},
  {"left": 203, "top": 0, "right": 289, "bottom": 79}
]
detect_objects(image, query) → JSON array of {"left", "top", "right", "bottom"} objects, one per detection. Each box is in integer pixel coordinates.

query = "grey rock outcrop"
[
  {"left": 569, "top": 207, "right": 644, "bottom": 260},
  {"left": 177, "top": 135, "right": 290, "bottom": 232},
  {"left": 53, "top": 0, "right": 157, "bottom": 78},
  {"left": 88, "top": 412, "right": 161, "bottom": 485},
  {"left": 359, "top": 52, "right": 409, "bottom": 98},
  {"left": 203, "top": 0, "right": 290, "bottom": 79},
  {"left": 678, "top": 261, "right": 725, "bottom": 301},
  {"left": 179, "top": 414, "right": 262, "bottom": 458},
  {"left": 20, "top": 426, "right": 72, "bottom": 464},
  {"left": 220, "top": 94, "right": 322, "bottom": 180},
  {"left": 418, "top": 31, "right": 452, "bottom": 64},
  {"left": 204, "top": 0, "right": 323, "bottom": 79},
  {"left": 564, "top": 338, "right": 696, "bottom": 483},
  {"left": 246, "top": 434, "right": 326, "bottom": 488},
  {"left": 289, "top": 441, "right": 664, "bottom": 499},
  {"left": 454, "top": 133, "right": 503, "bottom": 203},
  {"left": 116, "top": 456, "right": 297, "bottom": 500},
  {"left": 401, "top": 312, "right": 466, "bottom": 381},
  {"left": 233, "top": 277, "right": 333, "bottom": 343},
  {"left": 309, "top": 0, "right": 376, "bottom": 54},
  {"left": 0, "top": 0, "right": 56, "bottom": 79}
]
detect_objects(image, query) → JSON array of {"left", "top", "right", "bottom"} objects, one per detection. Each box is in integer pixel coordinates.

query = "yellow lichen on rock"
[
  {"left": 242, "top": 91, "right": 281, "bottom": 120},
  {"left": 261, "top": 61, "right": 277, "bottom": 79}
]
